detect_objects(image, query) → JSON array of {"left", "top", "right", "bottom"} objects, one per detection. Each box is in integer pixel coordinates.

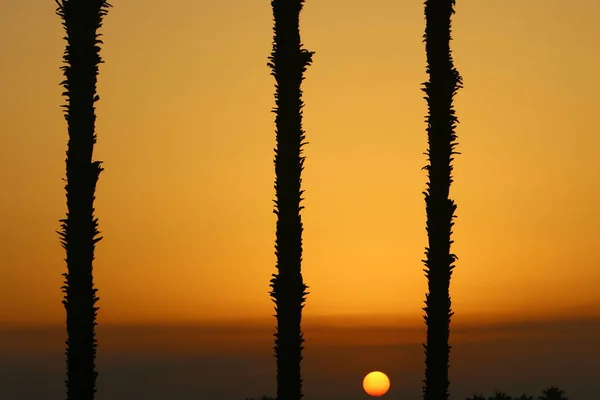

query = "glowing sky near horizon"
[{"left": 1, "top": 0, "right": 599, "bottom": 326}]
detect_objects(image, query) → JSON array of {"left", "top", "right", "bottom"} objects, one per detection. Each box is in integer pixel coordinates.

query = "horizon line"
[{"left": 4, "top": 309, "right": 600, "bottom": 331}]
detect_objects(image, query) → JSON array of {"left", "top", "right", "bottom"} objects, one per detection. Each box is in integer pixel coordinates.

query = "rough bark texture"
[
  {"left": 421, "top": 0, "right": 462, "bottom": 399},
  {"left": 56, "top": 1, "right": 110, "bottom": 398},
  {"left": 268, "top": 1, "right": 313, "bottom": 399}
]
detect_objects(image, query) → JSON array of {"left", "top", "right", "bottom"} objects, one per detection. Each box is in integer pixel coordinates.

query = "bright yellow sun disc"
[{"left": 362, "top": 371, "right": 390, "bottom": 397}]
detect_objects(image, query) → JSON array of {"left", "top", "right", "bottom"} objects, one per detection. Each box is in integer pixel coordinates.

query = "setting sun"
[{"left": 363, "top": 371, "right": 391, "bottom": 397}]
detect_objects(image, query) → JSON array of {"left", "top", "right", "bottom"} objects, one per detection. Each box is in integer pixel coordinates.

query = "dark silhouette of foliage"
[
  {"left": 538, "top": 386, "right": 568, "bottom": 400},
  {"left": 55, "top": 0, "right": 111, "bottom": 398},
  {"left": 488, "top": 390, "right": 513, "bottom": 400},
  {"left": 517, "top": 395, "right": 535, "bottom": 400},
  {"left": 267, "top": 1, "right": 314, "bottom": 400},
  {"left": 420, "top": 0, "right": 462, "bottom": 399},
  {"left": 464, "top": 387, "right": 568, "bottom": 400},
  {"left": 465, "top": 395, "right": 486, "bottom": 400}
]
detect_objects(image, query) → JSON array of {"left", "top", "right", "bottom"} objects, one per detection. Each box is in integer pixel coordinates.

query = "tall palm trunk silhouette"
[
  {"left": 267, "top": 1, "right": 313, "bottom": 399},
  {"left": 55, "top": 0, "right": 111, "bottom": 398},
  {"left": 421, "top": 0, "right": 462, "bottom": 399}
]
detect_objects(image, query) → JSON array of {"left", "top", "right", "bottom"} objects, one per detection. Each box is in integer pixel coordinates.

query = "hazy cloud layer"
[{"left": 1, "top": 316, "right": 598, "bottom": 400}]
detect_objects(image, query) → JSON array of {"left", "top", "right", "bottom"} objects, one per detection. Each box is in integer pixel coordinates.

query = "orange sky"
[{"left": 1, "top": 0, "right": 600, "bottom": 327}]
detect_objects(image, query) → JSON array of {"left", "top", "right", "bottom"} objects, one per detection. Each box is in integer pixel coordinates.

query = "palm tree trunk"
[
  {"left": 56, "top": 1, "right": 111, "bottom": 398},
  {"left": 421, "top": 0, "right": 462, "bottom": 399},
  {"left": 268, "top": 1, "right": 314, "bottom": 399}
]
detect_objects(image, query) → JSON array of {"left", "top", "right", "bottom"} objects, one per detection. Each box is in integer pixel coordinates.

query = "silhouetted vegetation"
[
  {"left": 55, "top": 0, "right": 111, "bottom": 398},
  {"left": 245, "top": 386, "right": 572, "bottom": 400},
  {"left": 267, "top": 1, "right": 314, "bottom": 400},
  {"left": 464, "top": 386, "right": 569, "bottom": 400},
  {"left": 246, "top": 387, "right": 571, "bottom": 400},
  {"left": 487, "top": 390, "right": 513, "bottom": 400},
  {"left": 517, "top": 395, "right": 535, "bottom": 400},
  {"left": 420, "top": 0, "right": 463, "bottom": 400},
  {"left": 539, "top": 386, "right": 569, "bottom": 400},
  {"left": 465, "top": 395, "right": 486, "bottom": 400}
]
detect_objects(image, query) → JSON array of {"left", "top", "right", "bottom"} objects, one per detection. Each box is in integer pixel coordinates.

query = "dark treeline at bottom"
[{"left": 247, "top": 385, "right": 571, "bottom": 400}]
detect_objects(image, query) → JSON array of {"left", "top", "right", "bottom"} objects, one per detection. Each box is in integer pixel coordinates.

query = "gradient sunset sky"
[{"left": 1, "top": 0, "right": 600, "bottom": 399}]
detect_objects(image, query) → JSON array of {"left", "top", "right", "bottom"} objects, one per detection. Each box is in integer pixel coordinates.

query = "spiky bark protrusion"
[
  {"left": 267, "top": 1, "right": 313, "bottom": 400},
  {"left": 421, "top": 0, "right": 462, "bottom": 400},
  {"left": 56, "top": 0, "right": 111, "bottom": 398}
]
